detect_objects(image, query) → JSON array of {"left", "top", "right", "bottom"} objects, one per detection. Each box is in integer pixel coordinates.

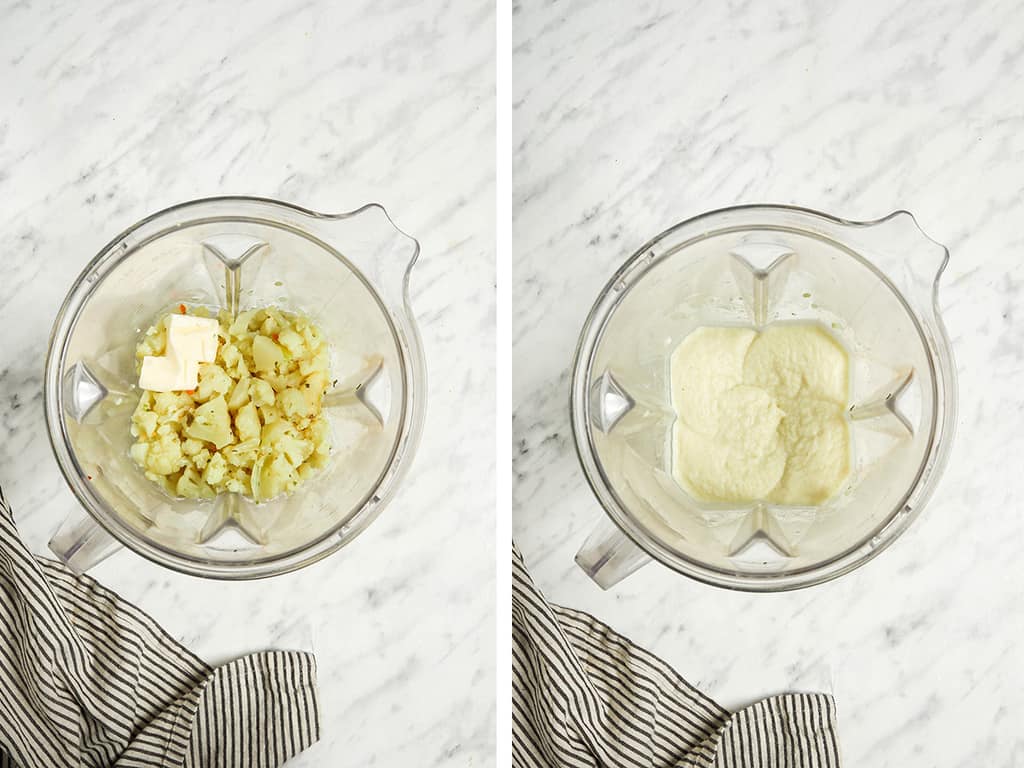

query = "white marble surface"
[
  {"left": 513, "top": 1, "right": 1023, "bottom": 765},
  {"left": 0, "top": 1, "right": 494, "bottom": 765}
]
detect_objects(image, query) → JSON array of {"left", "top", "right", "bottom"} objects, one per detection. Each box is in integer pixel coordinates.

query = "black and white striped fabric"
[
  {"left": 513, "top": 544, "right": 842, "bottom": 767},
  {"left": 0, "top": 486, "right": 320, "bottom": 768}
]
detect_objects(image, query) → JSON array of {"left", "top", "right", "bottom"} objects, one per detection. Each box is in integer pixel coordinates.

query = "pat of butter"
[
  {"left": 139, "top": 356, "right": 200, "bottom": 392},
  {"left": 138, "top": 314, "right": 220, "bottom": 392},
  {"left": 166, "top": 315, "right": 219, "bottom": 362}
]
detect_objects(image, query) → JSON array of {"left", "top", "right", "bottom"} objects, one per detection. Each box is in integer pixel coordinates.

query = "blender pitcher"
[
  {"left": 44, "top": 197, "right": 425, "bottom": 579},
  {"left": 571, "top": 205, "right": 956, "bottom": 592}
]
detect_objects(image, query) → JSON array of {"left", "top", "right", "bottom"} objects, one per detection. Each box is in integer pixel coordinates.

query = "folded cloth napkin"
[
  {"left": 512, "top": 543, "right": 842, "bottom": 767},
  {"left": 0, "top": 486, "right": 320, "bottom": 768}
]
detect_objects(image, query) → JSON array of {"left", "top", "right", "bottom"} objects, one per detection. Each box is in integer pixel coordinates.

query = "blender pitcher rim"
[
  {"left": 569, "top": 204, "right": 956, "bottom": 592},
  {"left": 595, "top": 203, "right": 950, "bottom": 295},
  {"left": 44, "top": 196, "right": 425, "bottom": 579}
]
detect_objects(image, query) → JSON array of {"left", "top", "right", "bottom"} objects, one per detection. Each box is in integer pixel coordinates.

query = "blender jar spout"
[
  {"left": 314, "top": 203, "right": 422, "bottom": 320},
  {"left": 855, "top": 210, "right": 951, "bottom": 304}
]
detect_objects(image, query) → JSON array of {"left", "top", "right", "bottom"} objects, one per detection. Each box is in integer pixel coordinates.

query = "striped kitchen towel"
[
  {"left": 0, "top": 485, "right": 320, "bottom": 768},
  {"left": 513, "top": 543, "right": 842, "bottom": 767}
]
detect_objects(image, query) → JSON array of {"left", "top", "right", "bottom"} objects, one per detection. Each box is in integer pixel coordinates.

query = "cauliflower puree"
[
  {"left": 671, "top": 323, "right": 849, "bottom": 505},
  {"left": 129, "top": 307, "right": 331, "bottom": 501}
]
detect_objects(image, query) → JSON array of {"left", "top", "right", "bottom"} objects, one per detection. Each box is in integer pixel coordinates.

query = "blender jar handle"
[
  {"left": 575, "top": 513, "right": 651, "bottom": 588},
  {"left": 49, "top": 508, "right": 121, "bottom": 572}
]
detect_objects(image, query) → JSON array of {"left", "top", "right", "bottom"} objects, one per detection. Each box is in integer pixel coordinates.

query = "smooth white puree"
[{"left": 670, "top": 323, "right": 850, "bottom": 505}]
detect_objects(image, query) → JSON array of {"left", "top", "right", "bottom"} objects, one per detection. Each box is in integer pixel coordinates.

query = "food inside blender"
[
  {"left": 671, "top": 322, "right": 849, "bottom": 506},
  {"left": 138, "top": 314, "right": 219, "bottom": 391},
  {"left": 129, "top": 306, "right": 331, "bottom": 502}
]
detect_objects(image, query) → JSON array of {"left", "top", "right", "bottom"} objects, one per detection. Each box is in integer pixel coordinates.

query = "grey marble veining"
[
  {"left": 0, "top": 1, "right": 494, "bottom": 765},
  {"left": 513, "top": 1, "right": 1024, "bottom": 765}
]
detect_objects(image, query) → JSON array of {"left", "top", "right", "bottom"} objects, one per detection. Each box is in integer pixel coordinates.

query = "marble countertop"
[
  {"left": 0, "top": 1, "right": 494, "bottom": 766},
  {"left": 512, "top": 1, "right": 1022, "bottom": 765}
]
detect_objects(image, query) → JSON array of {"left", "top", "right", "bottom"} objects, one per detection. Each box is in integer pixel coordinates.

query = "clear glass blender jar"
[
  {"left": 572, "top": 205, "right": 957, "bottom": 591},
  {"left": 44, "top": 197, "right": 425, "bottom": 579}
]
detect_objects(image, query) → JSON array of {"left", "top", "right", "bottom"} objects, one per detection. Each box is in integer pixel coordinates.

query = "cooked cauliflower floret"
[
  {"left": 196, "top": 363, "right": 233, "bottom": 402},
  {"left": 234, "top": 401, "right": 261, "bottom": 443},
  {"left": 185, "top": 395, "right": 234, "bottom": 449},
  {"left": 145, "top": 431, "right": 185, "bottom": 476}
]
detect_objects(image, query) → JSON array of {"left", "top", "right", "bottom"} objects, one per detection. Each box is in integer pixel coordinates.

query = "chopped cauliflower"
[{"left": 130, "top": 307, "right": 332, "bottom": 501}]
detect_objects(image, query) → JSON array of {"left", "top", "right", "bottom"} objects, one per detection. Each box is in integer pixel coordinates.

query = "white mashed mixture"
[{"left": 671, "top": 323, "right": 850, "bottom": 505}]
